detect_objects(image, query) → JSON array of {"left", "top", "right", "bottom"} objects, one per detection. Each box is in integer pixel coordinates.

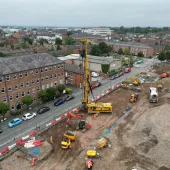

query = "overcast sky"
[{"left": 0, "top": 0, "right": 169, "bottom": 27}]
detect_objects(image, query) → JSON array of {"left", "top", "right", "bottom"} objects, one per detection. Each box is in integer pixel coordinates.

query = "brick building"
[
  {"left": 107, "top": 41, "right": 164, "bottom": 57},
  {"left": 0, "top": 53, "right": 65, "bottom": 112},
  {"left": 65, "top": 63, "right": 84, "bottom": 88},
  {"left": 140, "top": 38, "right": 162, "bottom": 45}
]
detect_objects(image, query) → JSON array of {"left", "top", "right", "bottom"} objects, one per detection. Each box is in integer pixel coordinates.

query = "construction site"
[{"left": 1, "top": 40, "right": 170, "bottom": 170}]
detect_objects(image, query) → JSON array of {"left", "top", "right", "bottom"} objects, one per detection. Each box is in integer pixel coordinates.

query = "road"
[{"left": 0, "top": 58, "right": 155, "bottom": 150}]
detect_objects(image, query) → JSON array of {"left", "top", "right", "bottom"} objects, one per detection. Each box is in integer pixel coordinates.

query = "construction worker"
[
  {"left": 50, "top": 136, "right": 53, "bottom": 144},
  {"left": 85, "top": 159, "right": 93, "bottom": 170}
]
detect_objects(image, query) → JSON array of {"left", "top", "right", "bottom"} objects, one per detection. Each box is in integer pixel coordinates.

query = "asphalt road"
[{"left": 0, "top": 58, "right": 155, "bottom": 150}]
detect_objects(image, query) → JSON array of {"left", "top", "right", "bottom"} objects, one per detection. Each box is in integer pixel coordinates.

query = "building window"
[
  {"left": 62, "top": 72, "right": 64, "bottom": 76},
  {"left": 1, "top": 88, "right": 5, "bottom": 93},
  {"left": 22, "top": 92, "right": 25, "bottom": 97},
  {"left": 11, "top": 105, "right": 15, "bottom": 110},
  {"left": 32, "top": 80, "right": 34, "bottom": 84},
  {"left": 25, "top": 71, "right": 28, "bottom": 76},
  {"left": 27, "top": 90, "right": 30, "bottom": 95},
  {"left": 58, "top": 65, "right": 60, "bottom": 69},
  {"left": 68, "top": 72, "right": 70, "bottom": 76},
  {"left": 54, "top": 65, "right": 56, "bottom": 70},
  {"left": 0, "top": 76, "right": 3, "bottom": 83},
  {"left": 41, "top": 77, "right": 44, "bottom": 82},
  {"left": 54, "top": 81, "right": 57, "bottom": 86},
  {"left": 46, "top": 76, "right": 48, "bottom": 80},
  {"left": 49, "top": 66, "right": 52, "bottom": 71},
  {"left": 20, "top": 82, "right": 24, "bottom": 88},
  {"left": 16, "top": 94, "right": 19, "bottom": 99},
  {"left": 37, "top": 87, "right": 40, "bottom": 91},
  {"left": 61, "top": 64, "right": 64, "bottom": 68},
  {"left": 49, "top": 75, "right": 52, "bottom": 79},
  {"left": 32, "top": 88, "right": 35, "bottom": 93},
  {"left": 45, "top": 67, "right": 48, "bottom": 72},
  {"left": 41, "top": 68, "right": 43, "bottom": 73},
  {"left": 13, "top": 74, "right": 17, "bottom": 79},
  {"left": 19, "top": 73, "right": 23, "bottom": 78},
  {"left": 6, "top": 75, "right": 10, "bottom": 81},
  {"left": 8, "top": 86, "right": 12, "bottom": 91},
  {"left": 37, "top": 79, "right": 40, "bottom": 83},
  {"left": 30, "top": 70, "right": 34, "bottom": 75},
  {"left": 54, "top": 74, "right": 57, "bottom": 78},
  {"left": 33, "top": 97, "right": 36, "bottom": 101},
  {"left": 14, "top": 84, "right": 18, "bottom": 89},
  {"left": 36, "top": 69, "right": 39, "bottom": 74},
  {"left": 58, "top": 73, "right": 60, "bottom": 77},
  {"left": 2, "top": 97, "right": 7, "bottom": 103},
  {"left": 70, "top": 72, "right": 73, "bottom": 76},
  {"left": 26, "top": 81, "right": 29, "bottom": 86},
  {"left": 9, "top": 95, "right": 13, "bottom": 101}
]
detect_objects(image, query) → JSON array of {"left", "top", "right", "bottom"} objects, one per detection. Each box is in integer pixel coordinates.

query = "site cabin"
[{"left": 87, "top": 102, "right": 112, "bottom": 114}]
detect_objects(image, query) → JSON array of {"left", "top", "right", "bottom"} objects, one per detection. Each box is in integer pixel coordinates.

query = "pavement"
[{"left": 0, "top": 58, "right": 155, "bottom": 151}]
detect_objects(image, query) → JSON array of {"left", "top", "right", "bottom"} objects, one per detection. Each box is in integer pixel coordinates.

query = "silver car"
[{"left": 22, "top": 113, "right": 36, "bottom": 121}]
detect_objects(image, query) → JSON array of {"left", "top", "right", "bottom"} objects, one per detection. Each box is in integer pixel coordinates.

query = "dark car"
[
  {"left": 37, "top": 107, "right": 50, "bottom": 114},
  {"left": 115, "top": 73, "right": 120, "bottom": 78},
  {"left": 110, "top": 75, "right": 116, "bottom": 80},
  {"left": 54, "top": 99, "right": 65, "bottom": 106},
  {"left": 65, "top": 94, "right": 74, "bottom": 101}
]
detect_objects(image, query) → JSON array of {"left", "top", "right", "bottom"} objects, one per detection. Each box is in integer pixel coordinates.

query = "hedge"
[
  {"left": 101, "top": 64, "right": 110, "bottom": 74},
  {"left": 108, "top": 68, "right": 123, "bottom": 77},
  {"left": 66, "top": 88, "right": 72, "bottom": 94}
]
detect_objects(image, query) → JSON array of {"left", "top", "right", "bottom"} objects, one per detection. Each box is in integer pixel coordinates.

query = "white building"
[{"left": 82, "top": 28, "right": 112, "bottom": 37}]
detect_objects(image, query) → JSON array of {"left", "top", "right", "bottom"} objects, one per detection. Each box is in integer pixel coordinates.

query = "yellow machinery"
[
  {"left": 129, "top": 93, "right": 139, "bottom": 103},
  {"left": 64, "top": 131, "right": 77, "bottom": 141},
  {"left": 157, "top": 84, "right": 163, "bottom": 92},
  {"left": 132, "top": 79, "right": 141, "bottom": 86},
  {"left": 61, "top": 137, "right": 71, "bottom": 149},
  {"left": 97, "top": 137, "right": 108, "bottom": 148},
  {"left": 87, "top": 149, "right": 100, "bottom": 158},
  {"left": 80, "top": 39, "right": 112, "bottom": 114}
]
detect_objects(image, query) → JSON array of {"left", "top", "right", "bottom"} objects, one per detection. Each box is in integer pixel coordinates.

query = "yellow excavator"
[
  {"left": 61, "top": 137, "right": 71, "bottom": 149},
  {"left": 129, "top": 93, "right": 139, "bottom": 103},
  {"left": 132, "top": 79, "right": 141, "bottom": 86},
  {"left": 80, "top": 39, "right": 112, "bottom": 114}
]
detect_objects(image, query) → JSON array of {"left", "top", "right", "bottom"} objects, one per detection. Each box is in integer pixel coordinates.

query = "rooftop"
[
  {"left": 71, "top": 33, "right": 104, "bottom": 39},
  {"left": 65, "top": 63, "right": 83, "bottom": 74},
  {"left": 0, "top": 53, "right": 63, "bottom": 75}
]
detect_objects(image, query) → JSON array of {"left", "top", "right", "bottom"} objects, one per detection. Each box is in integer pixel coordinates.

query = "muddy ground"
[{"left": 2, "top": 68, "right": 170, "bottom": 170}]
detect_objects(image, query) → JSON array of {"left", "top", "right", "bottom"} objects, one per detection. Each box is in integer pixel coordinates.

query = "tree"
[
  {"left": 165, "top": 51, "right": 170, "bottom": 61},
  {"left": 124, "top": 48, "right": 129, "bottom": 55},
  {"left": 155, "top": 42, "right": 159, "bottom": 45},
  {"left": 129, "top": 56, "right": 134, "bottom": 67},
  {"left": 158, "top": 51, "right": 166, "bottom": 62},
  {"left": 137, "top": 51, "right": 144, "bottom": 57},
  {"left": 99, "top": 42, "right": 112, "bottom": 54},
  {"left": 39, "top": 38, "right": 48, "bottom": 46},
  {"left": 57, "top": 45, "right": 61, "bottom": 50},
  {"left": 57, "top": 84, "right": 65, "bottom": 94},
  {"left": 67, "top": 31, "right": 73, "bottom": 37},
  {"left": 64, "top": 37, "right": 75, "bottom": 45},
  {"left": 90, "top": 45, "right": 102, "bottom": 56},
  {"left": 0, "top": 52, "right": 7, "bottom": 57},
  {"left": 55, "top": 38, "right": 62, "bottom": 45},
  {"left": 0, "top": 102, "right": 9, "bottom": 120},
  {"left": 22, "top": 95, "right": 34, "bottom": 110},
  {"left": 38, "top": 90, "right": 47, "bottom": 102},
  {"left": 23, "top": 36, "right": 33, "bottom": 45},
  {"left": 46, "top": 87, "right": 56, "bottom": 99},
  {"left": 118, "top": 48, "right": 124, "bottom": 55}
]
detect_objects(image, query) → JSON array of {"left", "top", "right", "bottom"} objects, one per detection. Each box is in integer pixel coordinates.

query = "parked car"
[
  {"left": 110, "top": 75, "right": 117, "bottom": 80},
  {"left": 91, "top": 82, "right": 101, "bottom": 90},
  {"left": 54, "top": 99, "right": 65, "bottom": 106},
  {"left": 124, "top": 67, "right": 131, "bottom": 73},
  {"left": 22, "top": 112, "right": 36, "bottom": 121},
  {"left": 37, "top": 107, "right": 50, "bottom": 114},
  {"left": 119, "top": 72, "right": 124, "bottom": 76},
  {"left": 115, "top": 73, "right": 120, "bottom": 78},
  {"left": 65, "top": 94, "right": 75, "bottom": 101},
  {"left": 8, "top": 118, "right": 22, "bottom": 128},
  {"left": 91, "top": 72, "right": 99, "bottom": 77}
]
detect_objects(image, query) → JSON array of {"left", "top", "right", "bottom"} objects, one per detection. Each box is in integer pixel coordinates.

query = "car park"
[
  {"left": 54, "top": 99, "right": 65, "bottom": 106},
  {"left": 37, "top": 107, "right": 50, "bottom": 114},
  {"left": 22, "top": 112, "right": 36, "bottom": 121},
  {"left": 8, "top": 118, "right": 22, "bottom": 128},
  {"left": 65, "top": 94, "right": 75, "bottom": 101}
]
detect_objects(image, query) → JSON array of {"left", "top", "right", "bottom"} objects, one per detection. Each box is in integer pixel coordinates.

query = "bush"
[
  {"left": 66, "top": 88, "right": 72, "bottom": 94},
  {"left": 10, "top": 111, "right": 22, "bottom": 116},
  {"left": 108, "top": 68, "right": 123, "bottom": 77},
  {"left": 122, "top": 80, "right": 130, "bottom": 84},
  {"left": 101, "top": 64, "right": 110, "bottom": 73}
]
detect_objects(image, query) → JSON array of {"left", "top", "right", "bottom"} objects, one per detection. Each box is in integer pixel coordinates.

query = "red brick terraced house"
[{"left": 0, "top": 53, "right": 65, "bottom": 112}]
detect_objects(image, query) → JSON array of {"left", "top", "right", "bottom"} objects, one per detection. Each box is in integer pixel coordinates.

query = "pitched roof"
[
  {"left": 65, "top": 63, "right": 83, "bottom": 74},
  {"left": 0, "top": 53, "right": 63, "bottom": 75},
  {"left": 71, "top": 33, "right": 103, "bottom": 39}
]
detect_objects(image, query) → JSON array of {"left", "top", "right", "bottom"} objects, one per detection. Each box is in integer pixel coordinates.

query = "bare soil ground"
[{"left": 2, "top": 69, "right": 170, "bottom": 170}]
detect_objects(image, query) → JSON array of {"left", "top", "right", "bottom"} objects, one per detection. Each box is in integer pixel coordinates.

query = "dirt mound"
[{"left": 153, "top": 65, "right": 170, "bottom": 75}]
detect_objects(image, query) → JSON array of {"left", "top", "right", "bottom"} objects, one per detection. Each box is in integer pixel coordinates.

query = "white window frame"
[
  {"left": 6, "top": 75, "right": 10, "bottom": 81},
  {"left": 13, "top": 74, "right": 17, "bottom": 80},
  {"left": 25, "top": 71, "right": 28, "bottom": 77},
  {"left": 45, "top": 67, "right": 48, "bottom": 72},
  {"left": 58, "top": 65, "right": 60, "bottom": 69},
  {"left": 50, "top": 75, "right": 52, "bottom": 79},
  {"left": 41, "top": 68, "right": 43, "bottom": 73},
  {"left": 20, "top": 82, "right": 24, "bottom": 88},
  {"left": 9, "top": 95, "right": 13, "bottom": 101},
  {"left": 0, "top": 76, "right": 3, "bottom": 83},
  {"left": 41, "top": 77, "right": 44, "bottom": 82},
  {"left": 2, "top": 97, "right": 7, "bottom": 103},
  {"left": 14, "top": 84, "right": 18, "bottom": 89},
  {"left": 21, "top": 92, "right": 25, "bottom": 97},
  {"left": 49, "top": 66, "right": 52, "bottom": 71},
  {"left": 8, "top": 86, "right": 12, "bottom": 91},
  {"left": 26, "top": 81, "right": 29, "bottom": 86},
  {"left": 35, "top": 69, "right": 39, "bottom": 74},
  {"left": 37, "top": 87, "right": 40, "bottom": 91},
  {"left": 19, "top": 73, "right": 23, "bottom": 78},
  {"left": 37, "top": 79, "right": 40, "bottom": 83},
  {"left": 54, "top": 65, "right": 56, "bottom": 70},
  {"left": 27, "top": 90, "right": 30, "bottom": 95},
  {"left": 58, "top": 73, "right": 60, "bottom": 77},
  {"left": 1, "top": 88, "right": 5, "bottom": 93},
  {"left": 30, "top": 70, "right": 34, "bottom": 75},
  {"left": 46, "top": 76, "right": 48, "bottom": 80},
  {"left": 54, "top": 74, "right": 57, "bottom": 78},
  {"left": 16, "top": 93, "right": 19, "bottom": 99},
  {"left": 32, "top": 88, "right": 35, "bottom": 93},
  {"left": 11, "top": 105, "right": 15, "bottom": 110},
  {"left": 32, "top": 79, "right": 34, "bottom": 84}
]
